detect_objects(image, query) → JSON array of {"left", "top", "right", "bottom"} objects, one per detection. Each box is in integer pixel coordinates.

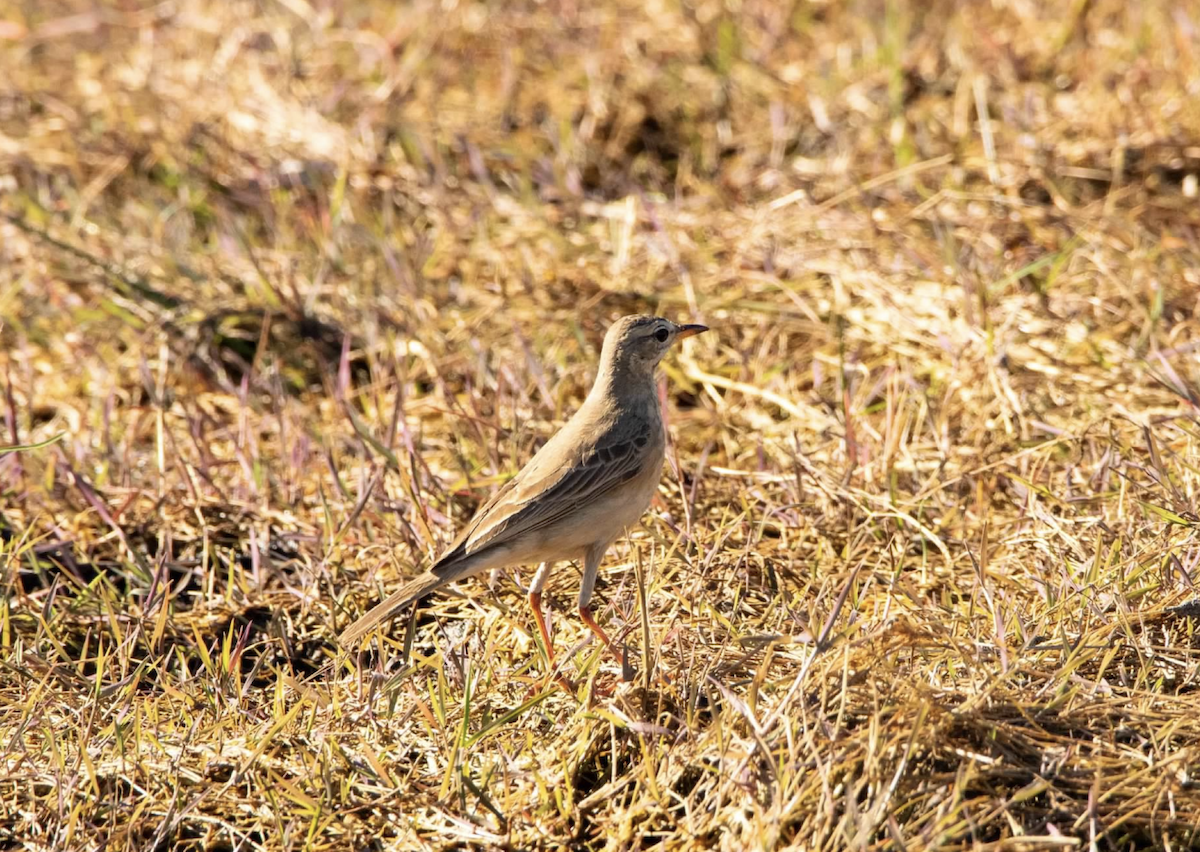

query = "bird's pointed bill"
[{"left": 676, "top": 324, "right": 708, "bottom": 339}]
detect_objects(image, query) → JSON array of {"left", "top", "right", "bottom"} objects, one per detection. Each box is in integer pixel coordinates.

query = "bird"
[{"left": 338, "top": 315, "right": 708, "bottom": 685}]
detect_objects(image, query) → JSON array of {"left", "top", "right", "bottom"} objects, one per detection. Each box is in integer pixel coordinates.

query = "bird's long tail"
[{"left": 338, "top": 571, "right": 449, "bottom": 648}]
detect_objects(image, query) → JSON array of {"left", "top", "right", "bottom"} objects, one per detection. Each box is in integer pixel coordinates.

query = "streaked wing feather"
[
  {"left": 430, "top": 428, "right": 651, "bottom": 575},
  {"left": 428, "top": 476, "right": 521, "bottom": 578},
  {"left": 476, "top": 437, "right": 646, "bottom": 544},
  {"left": 486, "top": 439, "right": 645, "bottom": 539}
]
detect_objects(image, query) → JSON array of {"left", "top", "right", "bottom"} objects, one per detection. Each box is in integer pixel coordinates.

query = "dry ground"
[{"left": 3, "top": 0, "right": 1200, "bottom": 849}]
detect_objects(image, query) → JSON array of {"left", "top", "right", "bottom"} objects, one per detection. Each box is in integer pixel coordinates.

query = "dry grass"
[{"left": 2, "top": 0, "right": 1200, "bottom": 849}]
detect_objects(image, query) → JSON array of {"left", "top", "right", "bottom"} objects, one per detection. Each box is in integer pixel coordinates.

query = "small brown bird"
[{"left": 339, "top": 315, "right": 707, "bottom": 681}]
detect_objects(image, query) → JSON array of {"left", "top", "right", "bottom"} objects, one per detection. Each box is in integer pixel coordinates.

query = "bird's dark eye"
[{"left": 654, "top": 327, "right": 669, "bottom": 342}]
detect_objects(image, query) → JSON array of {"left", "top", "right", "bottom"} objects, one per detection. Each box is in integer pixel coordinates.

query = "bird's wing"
[{"left": 429, "top": 415, "right": 656, "bottom": 575}]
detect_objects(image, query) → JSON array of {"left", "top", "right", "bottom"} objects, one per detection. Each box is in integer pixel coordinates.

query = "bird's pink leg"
[
  {"left": 578, "top": 604, "right": 624, "bottom": 664},
  {"left": 526, "top": 563, "right": 575, "bottom": 696},
  {"left": 529, "top": 590, "right": 554, "bottom": 667},
  {"left": 578, "top": 543, "right": 630, "bottom": 669}
]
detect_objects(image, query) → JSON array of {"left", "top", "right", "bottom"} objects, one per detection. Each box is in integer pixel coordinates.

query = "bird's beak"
[{"left": 675, "top": 324, "right": 708, "bottom": 340}]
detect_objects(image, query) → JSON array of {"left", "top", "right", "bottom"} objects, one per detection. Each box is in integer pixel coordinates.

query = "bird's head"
[{"left": 598, "top": 314, "right": 708, "bottom": 379}]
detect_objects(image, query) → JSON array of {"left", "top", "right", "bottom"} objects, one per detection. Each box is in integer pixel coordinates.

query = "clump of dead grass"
[{"left": 2, "top": 0, "right": 1200, "bottom": 849}]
